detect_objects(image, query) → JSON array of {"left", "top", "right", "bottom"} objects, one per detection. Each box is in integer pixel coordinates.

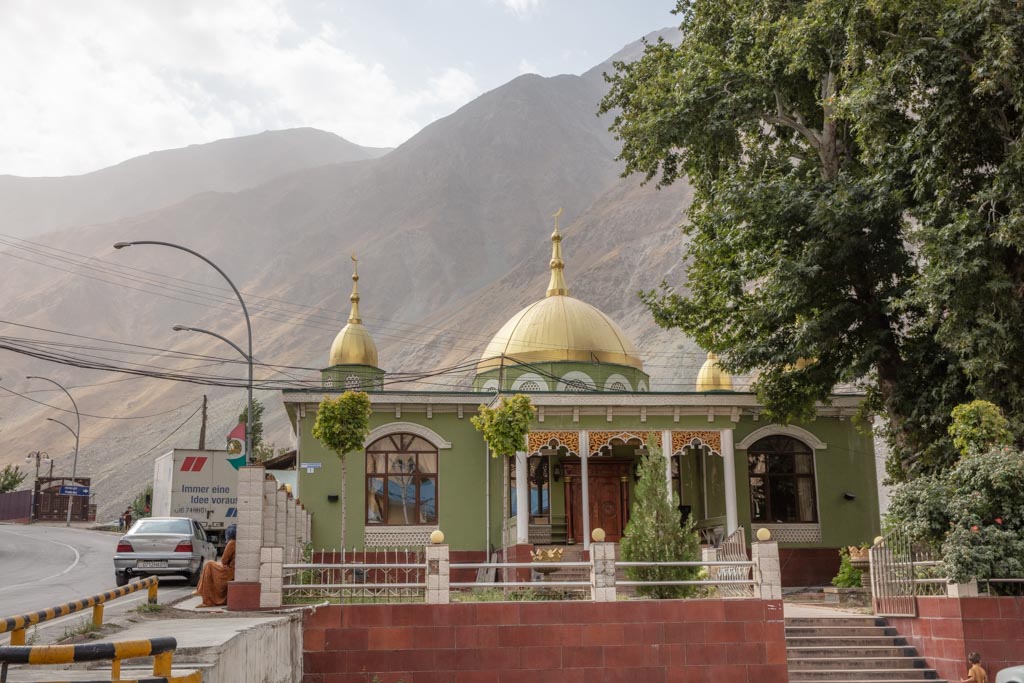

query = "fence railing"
[
  {"left": 1, "top": 576, "right": 158, "bottom": 645},
  {"left": 281, "top": 541, "right": 771, "bottom": 605},
  {"left": 0, "top": 636, "right": 199, "bottom": 683}
]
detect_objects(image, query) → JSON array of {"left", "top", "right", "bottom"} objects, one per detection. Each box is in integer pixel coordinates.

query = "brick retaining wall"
[
  {"left": 302, "top": 598, "right": 787, "bottom": 682},
  {"left": 888, "top": 596, "right": 1024, "bottom": 680}
]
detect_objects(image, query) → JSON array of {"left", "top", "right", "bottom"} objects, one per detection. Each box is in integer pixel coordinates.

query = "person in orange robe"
[{"left": 195, "top": 524, "right": 236, "bottom": 607}]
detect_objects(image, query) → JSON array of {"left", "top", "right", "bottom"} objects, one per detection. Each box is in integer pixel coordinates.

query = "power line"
[
  {"left": 0, "top": 383, "right": 198, "bottom": 420},
  {"left": 137, "top": 404, "right": 204, "bottom": 458}
]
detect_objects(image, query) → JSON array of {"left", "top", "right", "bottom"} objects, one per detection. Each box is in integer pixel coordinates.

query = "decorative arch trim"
[
  {"left": 557, "top": 371, "right": 596, "bottom": 392},
  {"left": 736, "top": 424, "right": 827, "bottom": 450},
  {"left": 364, "top": 422, "right": 453, "bottom": 450},
  {"left": 512, "top": 372, "right": 549, "bottom": 392},
  {"left": 604, "top": 373, "right": 632, "bottom": 393}
]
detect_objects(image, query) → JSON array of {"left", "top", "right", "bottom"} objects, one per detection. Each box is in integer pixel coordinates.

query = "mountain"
[
  {"left": 0, "top": 128, "right": 390, "bottom": 239},
  {"left": 0, "top": 29, "right": 706, "bottom": 522}
]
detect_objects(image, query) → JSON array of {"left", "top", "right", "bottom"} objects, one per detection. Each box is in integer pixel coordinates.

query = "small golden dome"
[
  {"left": 696, "top": 352, "right": 733, "bottom": 392},
  {"left": 478, "top": 213, "right": 643, "bottom": 372},
  {"left": 328, "top": 255, "right": 379, "bottom": 368}
]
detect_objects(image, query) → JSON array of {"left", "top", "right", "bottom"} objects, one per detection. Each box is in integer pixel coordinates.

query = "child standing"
[{"left": 961, "top": 652, "right": 988, "bottom": 683}]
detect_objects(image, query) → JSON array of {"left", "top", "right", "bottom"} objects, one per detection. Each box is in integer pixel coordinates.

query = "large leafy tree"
[
  {"left": 600, "top": 0, "right": 1024, "bottom": 480},
  {"left": 312, "top": 392, "right": 372, "bottom": 551}
]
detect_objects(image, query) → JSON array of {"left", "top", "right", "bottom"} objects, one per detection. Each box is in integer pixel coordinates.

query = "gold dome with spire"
[
  {"left": 696, "top": 352, "right": 733, "bottom": 392},
  {"left": 328, "top": 255, "right": 379, "bottom": 368},
  {"left": 477, "top": 210, "right": 643, "bottom": 373}
]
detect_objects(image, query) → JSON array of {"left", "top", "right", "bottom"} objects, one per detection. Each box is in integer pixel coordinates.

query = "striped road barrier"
[
  {"left": 0, "top": 636, "right": 200, "bottom": 682},
  {"left": 0, "top": 576, "right": 158, "bottom": 645}
]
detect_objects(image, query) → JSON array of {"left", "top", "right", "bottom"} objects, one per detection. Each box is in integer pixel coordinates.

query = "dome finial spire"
[
  {"left": 546, "top": 207, "right": 569, "bottom": 297},
  {"left": 348, "top": 252, "right": 362, "bottom": 324}
]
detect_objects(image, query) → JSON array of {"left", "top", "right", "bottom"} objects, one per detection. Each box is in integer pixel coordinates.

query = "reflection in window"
[
  {"left": 365, "top": 433, "right": 438, "bottom": 525},
  {"left": 748, "top": 436, "right": 817, "bottom": 523},
  {"left": 509, "top": 455, "right": 550, "bottom": 519}
]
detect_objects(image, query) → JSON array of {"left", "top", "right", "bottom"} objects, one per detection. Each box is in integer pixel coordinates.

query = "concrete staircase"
[{"left": 786, "top": 615, "right": 946, "bottom": 682}]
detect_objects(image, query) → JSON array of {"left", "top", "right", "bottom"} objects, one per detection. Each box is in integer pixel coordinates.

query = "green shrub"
[{"left": 831, "top": 547, "right": 863, "bottom": 588}]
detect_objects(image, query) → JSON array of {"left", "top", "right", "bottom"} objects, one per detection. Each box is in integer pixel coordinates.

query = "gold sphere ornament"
[
  {"left": 429, "top": 529, "right": 445, "bottom": 544},
  {"left": 591, "top": 528, "right": 606, "bottom": 543},
  {"left": 755, "top": 528, "right": 772, "bottom": 542}
]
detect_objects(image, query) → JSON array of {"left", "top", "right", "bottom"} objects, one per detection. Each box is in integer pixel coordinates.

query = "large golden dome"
[
  {"left": 478, "top": 215, "right": 643, "bottom": 372},
  {"left": 328, "top": 257, "right": 379, "bottom": 368}
]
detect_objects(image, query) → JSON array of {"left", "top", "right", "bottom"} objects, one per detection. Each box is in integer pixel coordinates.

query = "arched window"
[
  {"left": 344, "top": 375, "right": 361, "bottom": 390},
  {"left": 747, "top": 436, "right": 817, "bottom": 523},
  {"left": 564, "top": 380, "right": 588, "bottom": 392},
  {"left": 609, "top": 381, "right": 627, "bottom": 392},
  {"left": 365, "top": 433, "right": 438, "bottom": 526},
  {"left": 518, "top": 380, "right": 541, "bottom": 392}
]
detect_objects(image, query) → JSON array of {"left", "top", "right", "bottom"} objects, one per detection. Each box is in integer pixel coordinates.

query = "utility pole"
[
  {"left": 25, "top": 451, "right": 49, "bottom": 523},
  {"left": 198, "top": 394, "right": 208, "bottom": 450}
]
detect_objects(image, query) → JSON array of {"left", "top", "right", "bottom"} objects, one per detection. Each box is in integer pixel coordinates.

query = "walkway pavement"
[{"left": 783, "top": 602, "right": 872, "bottom": 618}]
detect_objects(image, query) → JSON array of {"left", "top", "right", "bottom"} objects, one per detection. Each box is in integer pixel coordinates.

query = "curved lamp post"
[
  {"left": 113, "top": 241, "right": 254, "bottom": 464},
  {"left": 27, "top": 375, "right": 80, "bottom": 527}
]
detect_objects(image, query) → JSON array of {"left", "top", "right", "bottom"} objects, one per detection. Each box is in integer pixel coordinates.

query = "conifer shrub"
[{"left": 620, "top": 444, "right": 701, "bottom": 598}]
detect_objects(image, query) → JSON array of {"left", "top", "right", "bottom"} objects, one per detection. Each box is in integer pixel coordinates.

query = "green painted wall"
[{"left": 293, "top": 399, "right": 880, "bottom": 552}]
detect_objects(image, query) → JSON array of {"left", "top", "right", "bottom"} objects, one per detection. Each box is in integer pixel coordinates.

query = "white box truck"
[{"left": 152, "top": 448, "right": 243, "bottom": 547}]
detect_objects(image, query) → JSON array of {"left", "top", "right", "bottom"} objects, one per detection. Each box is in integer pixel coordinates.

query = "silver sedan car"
[{"left": 114, "top": 517, "right": 217, "bottom": 586}]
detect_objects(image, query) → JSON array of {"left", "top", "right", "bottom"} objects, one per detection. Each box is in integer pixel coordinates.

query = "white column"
[
  {"left": 722, "top": 428, "right": 738, "bottom": 535},
  {"left": 661, "top": 430, "right": 673, "bottom": 501},
  {"left": 515, "top": 451, "right": 529, "bottom": 544},
  {"left": 580, "top": 430, "right": 591, "bottom": 550}
]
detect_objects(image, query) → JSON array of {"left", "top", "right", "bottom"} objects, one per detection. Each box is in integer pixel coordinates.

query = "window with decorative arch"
[
  {"left": 747, "top": 435, "right": 817, "bottom": 523},
  {"left": 365, "top": 433, "right": 438, "bottom": 526},
  {"left": 518, "top": 380, "right": 541, "bottom": 392},
  {"left": 344, "top": 375, "right": 362, "bottom": 390}
]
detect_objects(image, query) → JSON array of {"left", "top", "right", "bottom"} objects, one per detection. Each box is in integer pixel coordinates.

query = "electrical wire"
[{"left": 0, "top": 383, "right": 198, "bottom": 420}]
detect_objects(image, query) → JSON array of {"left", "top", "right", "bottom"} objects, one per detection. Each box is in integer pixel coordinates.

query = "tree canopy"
[
  {"left": 471, "top": 394, "right": 535, "bottom": 457},
  {"left": 600, "top": 0, "right": 1024, "bottom": 480},
  {"left": 0, "top": 464, "right": 27, "bottom": 494},
  {"left": 313, "top": 391, "right": 372, "bottom": 550}
]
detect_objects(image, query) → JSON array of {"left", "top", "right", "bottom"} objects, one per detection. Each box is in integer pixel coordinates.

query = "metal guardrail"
[
  {"left": 1, "top": 577, "right": 158, "bottom": 645},
  {"left": 0, "top": 636, "right": 200, "bottom": 683}
]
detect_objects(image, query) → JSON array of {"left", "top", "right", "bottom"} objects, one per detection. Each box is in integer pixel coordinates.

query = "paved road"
[{"left": 0, "top": 524, "right": 192, "bottom": 642}]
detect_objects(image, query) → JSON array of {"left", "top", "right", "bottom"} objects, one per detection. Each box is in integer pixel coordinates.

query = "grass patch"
[{"left": 135, "top": 603, "right": 164, "bottom": 614}]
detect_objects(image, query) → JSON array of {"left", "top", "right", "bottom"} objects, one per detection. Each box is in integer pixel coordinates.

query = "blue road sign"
[{"left": 59, "top": 485, "right": 90, "bottom": 497}]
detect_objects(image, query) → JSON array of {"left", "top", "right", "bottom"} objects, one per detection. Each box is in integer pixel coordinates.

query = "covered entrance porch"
[{"left": 506, "top": 429, "right": 738, "bottom": 550}]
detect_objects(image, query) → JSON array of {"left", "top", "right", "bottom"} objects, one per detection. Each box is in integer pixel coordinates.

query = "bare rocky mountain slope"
[
  {"left": 0, "top": 30, "right": 708, "bottom": 521},
  {"left": 0, "top": 127, "right": 390, "bottom": 239}
]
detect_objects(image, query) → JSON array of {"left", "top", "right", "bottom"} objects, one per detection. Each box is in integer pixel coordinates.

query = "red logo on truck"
[{"left": 180, "top": 456, "right": 208, "bottom": 472}]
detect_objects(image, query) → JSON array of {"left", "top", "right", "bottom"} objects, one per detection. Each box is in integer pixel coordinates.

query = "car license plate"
[{"left": 137, "top": 560, "right": 168, "bottom": 568}]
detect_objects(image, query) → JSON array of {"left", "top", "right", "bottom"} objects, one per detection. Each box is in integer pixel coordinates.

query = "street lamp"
[
  {"left": 27, "top": 376, "right": 80, "bottom": 527},
  {"left": 25, "top": 450, "right": 49, "bottom": 523},
  {"left": 113, "top": 240, "right": 254, "bottom": 464}
]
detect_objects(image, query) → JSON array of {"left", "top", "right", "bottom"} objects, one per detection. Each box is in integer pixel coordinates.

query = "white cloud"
[
  {"left": 502, "top": 0, "right": 543, "bottom": 17},
  {"left": 517, "top": 58, "right": 539, "bottom": 74},
  {"left": 0, "top": 0, "right": 481, "bottom": 176}
]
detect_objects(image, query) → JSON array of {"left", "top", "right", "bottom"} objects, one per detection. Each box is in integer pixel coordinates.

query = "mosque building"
[{"left": 282, "top": 220, "right": 880, "bottom": 586}]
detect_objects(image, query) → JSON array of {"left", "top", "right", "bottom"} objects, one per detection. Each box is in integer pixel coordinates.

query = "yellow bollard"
[
  {"left": 111, "top": 656, "right": 121, "bottom": 680},
  {"left": 92, "top": 604, "right": 104, "bottom": 628},
  {"left": 10, "top": 628, "right": 25, "bottom": 645},
  {"left": 152, "top": 650, "right": 173, "bottom": 677},
  {"left": 148, "top": 579, "right": 158, "bottom": 605}
]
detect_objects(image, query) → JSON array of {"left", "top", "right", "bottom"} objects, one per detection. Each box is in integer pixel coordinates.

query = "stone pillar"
[
  {"left": 425, "top": 543, "right": 450, "bottom": 604},
  {"left": 228, "top": 465, "right": 265, "bottom": 611},
  {"left": 590, "top": 541, "right": 617, "bottom": 602},
  {"left": 262, "top": 477, "right": 278, "bottom": 546},
  {"left": 751, "top": 540, "right": 781, "bottom": 600},
  {"left": 285, "top": 495, "right": 296, "bottom": 564},
  {"left": 721, "top": 429, "right": 738, "bottom": 535},
  {"left": 305, "top": 509, "right": 312, "bottom": 547},
  {"left": 580, "top": 430, "right": 591, "bottom": 551},
  {"left": 276, "top": 487, "right": 288, "bottom": 552},
  {"left": 947, "top": 579, "right": 979, "bottom": 597},
  {"left": 515, "top": 451, "right": 529, "bottom": 544},
  {"left": 661, "top": 430, "right": 674, "bottom": 501},
  {"left": 296, "top": 503, "right": 307, "bottom": 549},
  {"left": 259, "top": 546, "right": 283, "bottom": 608}
]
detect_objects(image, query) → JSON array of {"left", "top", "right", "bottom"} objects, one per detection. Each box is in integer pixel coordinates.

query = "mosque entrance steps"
[{"left": 786, "top": 615, "right": 946, "bottom": 682}]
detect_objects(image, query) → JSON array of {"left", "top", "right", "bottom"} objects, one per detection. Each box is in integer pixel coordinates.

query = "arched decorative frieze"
[
  {"left": 512, "top": 372, "right": 549, "bottom": 392},
  {"left": 736, "top": 424, "right": 826, "bottom": 450},
  {"left": 589, "top": 430, "right": 652, "bottom": 457},
  {"left": 481, "top": 379, "right": 499, "bottom": 392},
  {"left": 557, "top": 371, "right": 596, "bottom": 392},
  {"left": 671, "top": 430, "right": 722, "bottom": 456},
  {"left": 603, "top": 373, "right": 632, "bottom": 393},
  {"left": 637, "top": 380, "right": 649, "bottom": 392},
  {"left": 363, "top": 422, "right": 452, "bottom": 450},
  {"left": 526, "top": 430, "right": 579, "bottom": 456}
]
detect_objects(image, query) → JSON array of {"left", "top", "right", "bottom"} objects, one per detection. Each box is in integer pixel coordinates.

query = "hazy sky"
[{"left": 1, "top": 0, "right": 676, "bottom": 177}]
